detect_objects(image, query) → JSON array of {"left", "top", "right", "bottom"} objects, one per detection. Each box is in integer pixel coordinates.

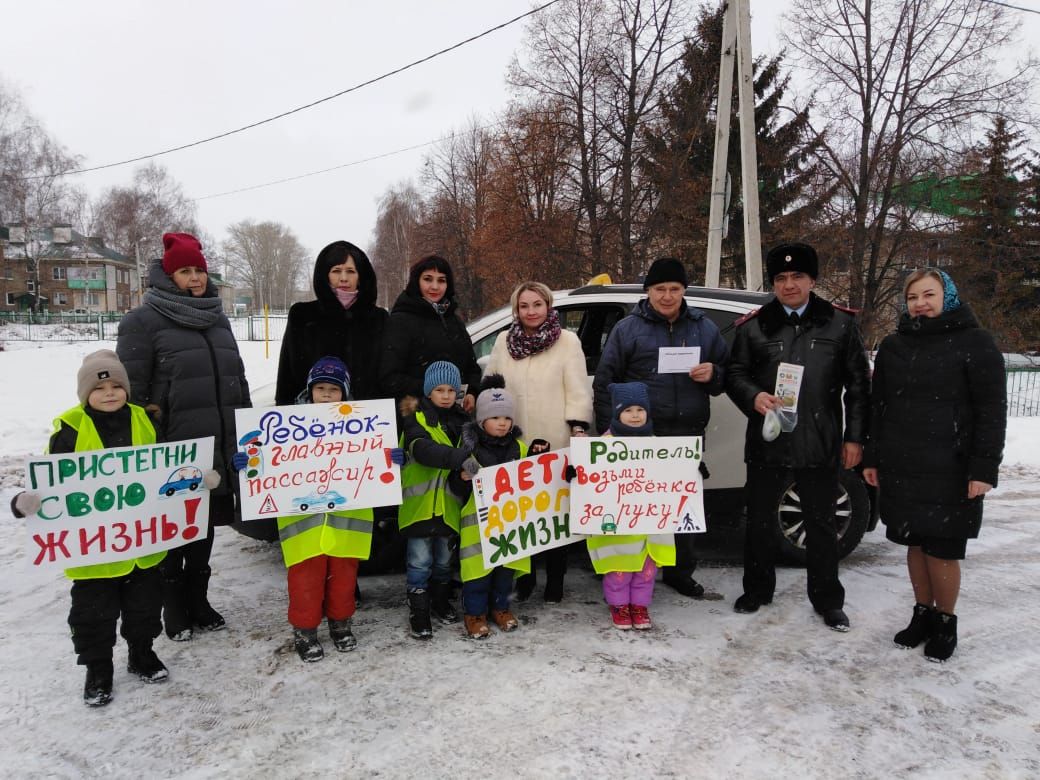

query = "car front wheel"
[{"left": 772, "top": 470, "right": 869, "bottom": 565}]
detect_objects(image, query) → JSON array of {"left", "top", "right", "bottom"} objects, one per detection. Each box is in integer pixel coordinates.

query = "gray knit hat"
[
  {"left": 424, "top": 360, "right": 462, "bottom": 397},
  {"left": 77, "top": 349, "right": 131, "bottom": 405},
  {"left": 476, "top": 374, "right": 515, "bottom": 425}
]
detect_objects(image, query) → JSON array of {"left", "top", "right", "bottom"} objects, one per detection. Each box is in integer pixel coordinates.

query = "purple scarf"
[{"left": 507, "top": 308, "right": 562, "bottom": 360}]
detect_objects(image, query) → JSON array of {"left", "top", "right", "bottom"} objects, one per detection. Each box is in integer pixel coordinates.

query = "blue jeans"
[
  {"left": 462, "top": 567, "right": 514, "bottom": 616},
  {"left": 406, "top": 536, "right": 453, "bottom": 592}
]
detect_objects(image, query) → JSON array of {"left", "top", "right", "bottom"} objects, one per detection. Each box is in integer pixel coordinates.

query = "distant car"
[
  {"left": 292, "top": 490, "right": 348, "bottom": 513},
  {"left": 158, "top": 466, "right": 204, "bottom": 497}
]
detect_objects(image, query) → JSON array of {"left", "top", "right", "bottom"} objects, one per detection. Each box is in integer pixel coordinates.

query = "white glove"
[
  {"left": 14, "top": 491, "right": 42, "bottom": 516},
  {"left": 203, "top": 470, "right": 222, "bottom": 490}
]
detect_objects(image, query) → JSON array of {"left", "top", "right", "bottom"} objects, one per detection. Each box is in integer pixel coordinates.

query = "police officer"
[{"left": 725, "top": 243, "right": 870, "bottom": 631}]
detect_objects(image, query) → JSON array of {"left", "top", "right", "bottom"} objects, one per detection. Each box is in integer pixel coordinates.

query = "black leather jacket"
[{"left": 725, "top": 293, "right": 870, "bottom": 469}]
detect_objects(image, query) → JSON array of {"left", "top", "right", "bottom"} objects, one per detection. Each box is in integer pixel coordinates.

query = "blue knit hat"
[
  {"left": 424, "top": 360, "right": 462, "bottom": 397},
  {"left": 307, "top": 356, "right": 350, "bottom": 399},
  {"left": 609, "top": 382, "right": 652, "bottom": 435}
]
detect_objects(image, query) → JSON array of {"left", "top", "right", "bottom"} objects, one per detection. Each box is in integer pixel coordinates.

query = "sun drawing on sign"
[{"left": 330, "top": 402, "right": 360, "bottom": 419}]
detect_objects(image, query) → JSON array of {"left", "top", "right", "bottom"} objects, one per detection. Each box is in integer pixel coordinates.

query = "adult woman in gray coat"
[{"left": 117, "top": 233, "right": 251, "bottom": 641}]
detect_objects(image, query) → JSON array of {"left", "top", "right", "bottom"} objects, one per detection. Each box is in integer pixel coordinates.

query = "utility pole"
[{"left": 705, "top": 0, "right": 763, "bottom": 291}]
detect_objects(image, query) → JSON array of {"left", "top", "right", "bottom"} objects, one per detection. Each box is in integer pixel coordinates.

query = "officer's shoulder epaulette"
[
  {"left": 734, "top": 308, "right": 761, "bottom": 327},
  {"left": 832, "top": 303, "right": 860, "bottom": 316}
]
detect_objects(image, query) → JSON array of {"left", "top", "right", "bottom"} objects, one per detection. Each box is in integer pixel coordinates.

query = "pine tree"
[{"left": 641, "top": 5, "right": 833, "bottom": 287}]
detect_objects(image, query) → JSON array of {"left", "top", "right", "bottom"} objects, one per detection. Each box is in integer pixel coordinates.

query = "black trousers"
[
  {"left": 654, "top": 421, "right": 701, "bottom": 579},
  {"left": 161, "top": 521, "right": 216, "bottom": 575},
  {"left": 68, "top": 565, "right": 162, "bottom": 665},
  {"left": 742, "top": 464, "right": 845, "bottom": 611}
]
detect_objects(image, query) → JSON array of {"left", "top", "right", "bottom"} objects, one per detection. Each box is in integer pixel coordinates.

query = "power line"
[
  {"left": 980, "top": 0, "right": 1040, "bottom": 14},
  {"left": 27, "top": 0, "right": 561, "bottom": 180}
]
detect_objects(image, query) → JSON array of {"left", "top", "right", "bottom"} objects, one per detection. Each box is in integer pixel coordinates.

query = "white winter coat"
[{"left": 484, "top": 328, "right": 593, "bottom": 450}]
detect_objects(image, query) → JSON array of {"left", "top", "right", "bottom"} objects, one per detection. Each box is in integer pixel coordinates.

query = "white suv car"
[{"left": 467, "top": 283, "right": 875, "bottom": 563}]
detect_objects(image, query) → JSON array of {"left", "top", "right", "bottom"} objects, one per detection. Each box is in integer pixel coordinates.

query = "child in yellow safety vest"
[
  {"left": 451, "top": 374, "right": 531, "bottom": 639},
  {"left": 589, "top": 382, "right": 676, "bottom": 630},
  {"left": 398, "top": 360, "right": 471, "bottom": 640},
  {"left": 11, "top": 350, "right": 220, "bottom": 706},
  {"left": 253, "top": 356, "right": 404, "bottom": 663}
]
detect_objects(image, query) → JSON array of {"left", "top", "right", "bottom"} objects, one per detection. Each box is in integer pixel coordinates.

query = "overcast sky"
[{"left": 1, "top": 1, "right": 1035, "bottom": 263}]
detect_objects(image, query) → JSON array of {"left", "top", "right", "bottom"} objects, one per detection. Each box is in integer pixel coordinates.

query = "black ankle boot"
[
  {"left": 515, "top": 572, "right": 535, "bottom": 603},
  {"left": 431, "top": 582, "right": 459, "bottom": 624},
  {"left": 407, "top": 589, "right": 433, "bottom": 639},
  {"left": 293, "top": 628, "right": 324, "bottom": 662},
  {"left": 186, "top": 566, "right": 226, "bottom": 632},
  {"left": 127, "top": 643, "right": 169, "bottom": 683},
  {"left": 161, "top": 570, "right": 193, "bottom": 641},
  {"left": 328, "top": 618, "right": 357, "bottom": 652},
  {"left": 84, "top": 659, "right": 114, "bottom": 707},
  {"left": 924, "top": 611, "right": 957, "bottom": 662},
  {"left": 894, "top": 603, "right": 934, "bottom": 649}
]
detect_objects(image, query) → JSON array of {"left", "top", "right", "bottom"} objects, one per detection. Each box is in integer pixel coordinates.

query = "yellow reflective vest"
[
  {"left": 277, "top": 507, "right": 374, "bottom": 568},
  {"left": 398, "top": 412, "right": 462, "bottom": 533},
  {"left": 458, "top": 440, "right": 532, "bottom": 583},
  {"left": 49, "top": 404, "right": 168, "bottom": 581},
  {"left": 586, "top": 533, "right": 676, "bottom": 574}
]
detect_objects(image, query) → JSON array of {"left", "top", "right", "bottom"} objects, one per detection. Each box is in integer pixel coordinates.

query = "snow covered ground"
[{"left": 1, "top": 341, "right": 1038, "bottom": 778}]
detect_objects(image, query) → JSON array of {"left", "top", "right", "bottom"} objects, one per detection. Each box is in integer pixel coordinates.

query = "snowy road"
[{"left": 1, "top": 342, "right": 1037, "bottom": 778}]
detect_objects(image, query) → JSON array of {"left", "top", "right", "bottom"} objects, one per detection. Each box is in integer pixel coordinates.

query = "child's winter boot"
[
  {"left": 464, "top": 614, "right": 490, "bottom": 639},
  {"left": 491, "top": 609, "right": 519, "bottom": 632},
  {"left": 161, "top": 569, "right": 193, "bottom": 641},
  {"left": 293, "top": 628, "right": 324, "bottom": 662},
  {"left": 83, "top": 659, "right": 114, "bottom": 707},
  {"left": 187, "top": 565, "right": 226, "bottom": 632},
  {"left": 924, "top": 611, "right": 957, "bottom": 663},
  {"left": 127, "top": 643, "right": 169, "bottom": 683},
  {"left": 431, "top": 582, "right": 459, "bottom": 624},
  {"left": 407, "top": 589, "right": 433, "bottom": 639},
  {"left": 610, "top": 604, "right": 632, "bottom": 630},
  {"left": 894, "top": 603, "right": 934, "bottom": 649},
  {"left": 328, "top": 618, "right": 357, "bottom": 652},
  {"left": 630, "top": 605, "right": 652, "bottom": 630}
]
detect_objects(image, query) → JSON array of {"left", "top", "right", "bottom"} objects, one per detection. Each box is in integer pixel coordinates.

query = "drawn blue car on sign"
[
  {"left": 159, "top": 466, "right": 204, "bottom": 497},
  {"left": 293, "top": 490, "right": 347, "bottom": 512}
]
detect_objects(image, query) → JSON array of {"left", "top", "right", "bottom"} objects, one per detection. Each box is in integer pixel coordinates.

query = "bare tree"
[
  {"left": 222, "top": 220, "right": 309, "bottom": 312},
  {"left": 371, "top": 182, "right": 422, "bottom": 309},
  {"left": 510, "top": 0, "right": 689, "bottom": 281},
  {"left": 92, "top": 162, "right": 198, "bottom": 264},
  {"left": 786, "top": 0, "right": 1038, "bottom": 341},
  {"left": 0, "top": 81, "right": 84, "bottom": 310}
]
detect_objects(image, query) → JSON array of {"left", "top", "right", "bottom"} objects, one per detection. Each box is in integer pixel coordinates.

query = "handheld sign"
[
  {"left": 234, "top": 398, "right": 401, "bottom": 520},
  {"left": 569, "top": 436, "right": 705, "bottom": 534},
  {"left": 472, "top": 449, "right": 574, "bottom": 568},
  {"left": 23, "top": 437, "right": 215, "bottom": 569}
]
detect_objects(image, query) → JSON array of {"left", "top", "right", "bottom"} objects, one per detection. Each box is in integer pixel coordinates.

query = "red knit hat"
[{"left": 161, "top": 232, "right": 208, "bottom": 274}]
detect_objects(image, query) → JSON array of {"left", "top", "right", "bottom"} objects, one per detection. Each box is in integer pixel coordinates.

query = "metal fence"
[
  {"left": 1006, "top": 367, "right": 1040, "bottom": 417},
  {"left": 0, "top": 312, "right": 289, "bottom": 343}
]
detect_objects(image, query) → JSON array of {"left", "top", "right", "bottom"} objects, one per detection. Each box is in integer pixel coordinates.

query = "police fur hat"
[{"left": 766, "top": 242, "right": 818, "bottom": 284}]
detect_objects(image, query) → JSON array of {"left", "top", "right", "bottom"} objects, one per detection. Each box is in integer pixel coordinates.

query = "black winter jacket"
[
  {"left": 863, "top": 305, "right": 1006, "bottom": 539},
  {"left": 275, "top": 241, "right": 388, "bottom": 404},
  {"left": 726, "top": 293, "right": 870, "bottom": 469},
  {"left": 117, "top": 262, "right": 251, "bottom": 508},
  {"left": 593, "top": 299, "right": 729, "bottom": 435},
  {"left": 380, "top": 290, "right": 482, "bottom": 403}
]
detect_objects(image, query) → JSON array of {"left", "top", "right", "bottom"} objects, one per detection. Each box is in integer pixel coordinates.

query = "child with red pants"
[
  {"left": 254, "top": 356, "right": 404, "bottom": 662},
  {"left": 587, "top": 382, "right": 675, "bottom": 630}
]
